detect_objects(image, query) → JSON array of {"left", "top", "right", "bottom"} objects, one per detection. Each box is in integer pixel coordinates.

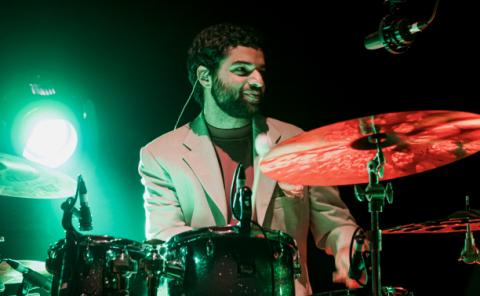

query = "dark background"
[{"left": 1, "top": 1, "right": 480, "bottom": 295}]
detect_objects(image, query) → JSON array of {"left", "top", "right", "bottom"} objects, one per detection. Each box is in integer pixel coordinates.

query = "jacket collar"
[{"left": 182, "top": 113, "right": 282, "bottom": 225}]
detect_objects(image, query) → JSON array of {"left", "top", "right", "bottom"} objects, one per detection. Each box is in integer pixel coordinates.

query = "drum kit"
[{"left": 1, "top": 110, "right": 480, "bottom": 296}]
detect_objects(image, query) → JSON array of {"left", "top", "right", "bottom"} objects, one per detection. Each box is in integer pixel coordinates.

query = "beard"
[{"left": 211, "top": 75, "right": 261, "bottom": 119}]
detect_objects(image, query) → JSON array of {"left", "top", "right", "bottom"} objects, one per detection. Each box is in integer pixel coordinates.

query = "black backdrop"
[{"left": 1, "top": 1, "right": 480, "bottom": 295}]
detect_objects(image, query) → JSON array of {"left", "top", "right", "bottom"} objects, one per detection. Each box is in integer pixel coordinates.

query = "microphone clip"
[{"left": 348, "top": 229, "right": 368, "bottom": 284}]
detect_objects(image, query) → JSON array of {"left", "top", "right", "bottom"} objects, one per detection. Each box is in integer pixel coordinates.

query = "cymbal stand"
[
  {"left": 0, "top": 237, "right": 4, "bottom": 293},
  {"left": 16, "top": 278, "right": 32, "bottom": 296},
  {"left": 354, "top": 134, "right": 393, "bottom": 296},
  {"left": 458, "top": 195, "right": 480, "bottom": 264},
  {"left": 55, "top": 177, "right": 83, "bottom": 296}
]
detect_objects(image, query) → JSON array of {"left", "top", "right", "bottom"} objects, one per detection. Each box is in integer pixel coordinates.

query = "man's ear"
[{"left": 196, "top": 65, "right": 212, "bottom": 88}]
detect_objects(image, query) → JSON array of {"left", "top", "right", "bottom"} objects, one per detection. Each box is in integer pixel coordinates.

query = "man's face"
[{"left": 211, "top": 46, "right": 266, "bottom": 119}]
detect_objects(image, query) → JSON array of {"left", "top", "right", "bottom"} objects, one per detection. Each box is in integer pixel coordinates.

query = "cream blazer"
[{"left": 139, "top": 113, "right": 358, "bottom": 295}]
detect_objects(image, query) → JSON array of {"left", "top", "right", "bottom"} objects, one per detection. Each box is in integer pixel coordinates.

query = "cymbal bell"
[
  {"left": 0, "top": 260, "right": 51, "bottom": 285},
  {"left": 383, "top": 210, "right": 480, "bottom": 234},
  {"left": 260, "top": 110, "right": 480, "bottom": 186},
  {"left": 0, "top": 153, "right": 76, "bottom": 199}
]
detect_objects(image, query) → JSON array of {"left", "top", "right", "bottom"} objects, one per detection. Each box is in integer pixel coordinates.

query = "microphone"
[
  {"left": 235, "top": 164, "right": 252, "bottom": 234},
  {"left": 236, "top": 164, "right": 246, "bottom": 192},
  {"left": 348, "top": 230, "right": 366, "bottom": 281},
  {"left": 4, "top": 259, "right": 52, "bottom": 292},
  {"left": 77, "top": 175, "right": 93, "bottom": 231},
  {"left": 364, "top": 15, "right": 428, "bottom": 54}
]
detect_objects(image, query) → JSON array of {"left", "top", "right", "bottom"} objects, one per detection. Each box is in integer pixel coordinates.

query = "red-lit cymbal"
[
  {"left": 383, "top": 210, "right": 480, "bottom": 234},
  {"left": 260, "top": 110, "right": 480, "bottom": 186}
]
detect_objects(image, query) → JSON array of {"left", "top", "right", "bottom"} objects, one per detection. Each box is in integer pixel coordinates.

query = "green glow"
[
  {"left": 23, "top": 118, "right": 78, "bottom": 168},
  {"left": 12, "top": 99, "right": 80, "bottom": 168}
]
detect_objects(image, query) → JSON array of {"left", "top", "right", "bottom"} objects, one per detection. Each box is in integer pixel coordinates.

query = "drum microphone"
[
  {"left": 348, "top": 230, "right": 366, "bottom": 281},
  {"left": 4, "top": 259, "right": 52, "bottom": 292},
  {"left": 77, "top": 175, "right": 93, "bottom": 231},
  {"left": 236, "top": 164, "right": 252, "bottom": 234}
]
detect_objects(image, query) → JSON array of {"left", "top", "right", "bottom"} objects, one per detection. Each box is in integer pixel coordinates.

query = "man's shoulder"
[
  {"left": 265, "top": 117, "right": 304, "bottom": 135},
  {"left": 142, "top": 123, "right": 191, "bottom": 153}
]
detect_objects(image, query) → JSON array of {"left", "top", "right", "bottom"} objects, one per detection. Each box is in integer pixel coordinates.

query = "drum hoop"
[
  {"left": 165, "top": 226, "right": 297, "bottom": 250},
  {"left": 79, "top": 235, "right": 144, "bottom": 250}
]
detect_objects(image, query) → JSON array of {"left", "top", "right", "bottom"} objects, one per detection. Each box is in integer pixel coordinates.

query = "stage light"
[
  {"left": 23, "top": 118, "right": 78, "bottom": 168},
  {"left": 12, "top": 99, "right": 80, "bottom": 168}
]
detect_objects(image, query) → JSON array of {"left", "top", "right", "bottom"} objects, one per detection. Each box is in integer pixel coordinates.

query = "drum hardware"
[
  {"left": 139, "top": 245, "right": 163, "bottom": 296},
  {"left": 107, "top": 247, "right": 138, "bottom": 293},
  {"left": 0, "top": 259, "right": 52, "bottom": 296},
  {"left": 314, "top": 286, "right": 414, "bottom": 296},
  {"left": 0, "top": 238, "right": 3, "bottom": 292},
  {"left": 458, "top": 196, "right": 480, "bottom": 264},
  {"left": 53, "top": 174, "right": 92, "bottom": 296},
  {"left": 348, "top": 228, "right": 368, "bottom": 284},
  {"left": 231, "top": 164, "right": 253, "bottom": 236},
  {"left": 260, "top": 110, "right": 480, "bottom": 296},
  {"left": 352, "top": 117, "right": 393, "bottom": 296},
  {"left": 47, "top": 236, "right": 150, "bottom": 296},
  {"left": 141, "top": 238, "right": 184, "bottom": 285}
]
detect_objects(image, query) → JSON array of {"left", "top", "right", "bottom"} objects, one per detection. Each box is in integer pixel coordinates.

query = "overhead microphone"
[
  {"left": 364, "top": 0, "right": 439, "bottom": 54},
  {"left": 77, "top": 175, "right": 93, "bottom": 231},
  {"left": 4, "top": 258, "right": 52, "bottom": 292},
  {"left": 364, "top": 17, "right": 428, "bottom": 54}
]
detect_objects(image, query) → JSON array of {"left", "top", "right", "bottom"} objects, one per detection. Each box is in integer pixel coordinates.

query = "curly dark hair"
[{"left": 186, "top": 22, "right": 265, "bottom": 106}]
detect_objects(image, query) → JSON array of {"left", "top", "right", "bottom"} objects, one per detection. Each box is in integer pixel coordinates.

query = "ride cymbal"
[
  {"left": 0, "top": 153, "right": 76, "bottom": 199},
  {"left": 260, "top": 110, "right": 480, "bottom": 186}
]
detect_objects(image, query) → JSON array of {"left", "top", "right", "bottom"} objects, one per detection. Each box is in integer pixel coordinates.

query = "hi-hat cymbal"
[
  {"left": 260, "top": 110, "right": 480, "bottom": 186},
  {"left": 0, "top": 260, "right": 51, "bottom": 285},
  {"left": 383, "top": 210, "right": 480, "bottom": 234},
  {"left": 0, "top": 153, "right": 76, "bottom": 199}
]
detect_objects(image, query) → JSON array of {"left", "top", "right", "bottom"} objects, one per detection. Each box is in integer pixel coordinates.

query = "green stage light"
[
  {"left": 12, "top": 99, "right": 79, "bottom": 168},
  {"left": 23, "top": 118, "right": 78, "bottom": 168}
]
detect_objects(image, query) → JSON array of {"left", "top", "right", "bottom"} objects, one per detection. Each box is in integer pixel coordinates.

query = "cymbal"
[
  {"left": 0, "top": 153, "right": 76, "bottom": 199},
  {"left": 383, "top": 210, "right": 480, "bottom": 234},
  {"left": 260, "top": 110, "right": 480, "bottom": 186},
  {"left": 0, "top": 260, "right": 51, "bottom": 285}
]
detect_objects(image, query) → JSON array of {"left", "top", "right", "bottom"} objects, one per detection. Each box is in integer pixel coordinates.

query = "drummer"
[{"left": 138, "top": 22, "right": 366, "bottom": 295}]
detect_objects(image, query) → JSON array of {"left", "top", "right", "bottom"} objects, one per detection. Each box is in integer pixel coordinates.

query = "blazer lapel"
[
  {"left": 252, "top": 116, "right": 282, "bottom": 225},
  {"left": 182, "top": 114, "right": 227, "bottom": 224}
]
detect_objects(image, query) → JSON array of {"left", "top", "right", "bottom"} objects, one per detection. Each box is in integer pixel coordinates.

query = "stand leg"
[{"left": 370, "top": 210, "right": 382, "bottom": 296}]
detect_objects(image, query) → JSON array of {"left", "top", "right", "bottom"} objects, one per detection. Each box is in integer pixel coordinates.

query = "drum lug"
[
  {"left": 206, "top": 238, "right": 215, "bottom": 257},
  {"left": 293, "top": 253, "right": 302, "bottom": 279},
  {"left": 272, "top": 244, "right": 284, "bottom": 261},
  {"left": 83, "top": 245, "right": 94, "bottom": 266}
]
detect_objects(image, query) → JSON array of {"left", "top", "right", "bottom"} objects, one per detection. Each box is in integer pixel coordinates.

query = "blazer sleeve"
[
  {"left": 139, "top": 145, "right": 193, "bottom": 241},
  {"left": 309, "top": 185, "right": 358, "bottom": 255}
]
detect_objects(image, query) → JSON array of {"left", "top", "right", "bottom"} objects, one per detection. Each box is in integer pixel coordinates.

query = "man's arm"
[{"left": 139, "top": 146, "right": 193, "bottom": 241}]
